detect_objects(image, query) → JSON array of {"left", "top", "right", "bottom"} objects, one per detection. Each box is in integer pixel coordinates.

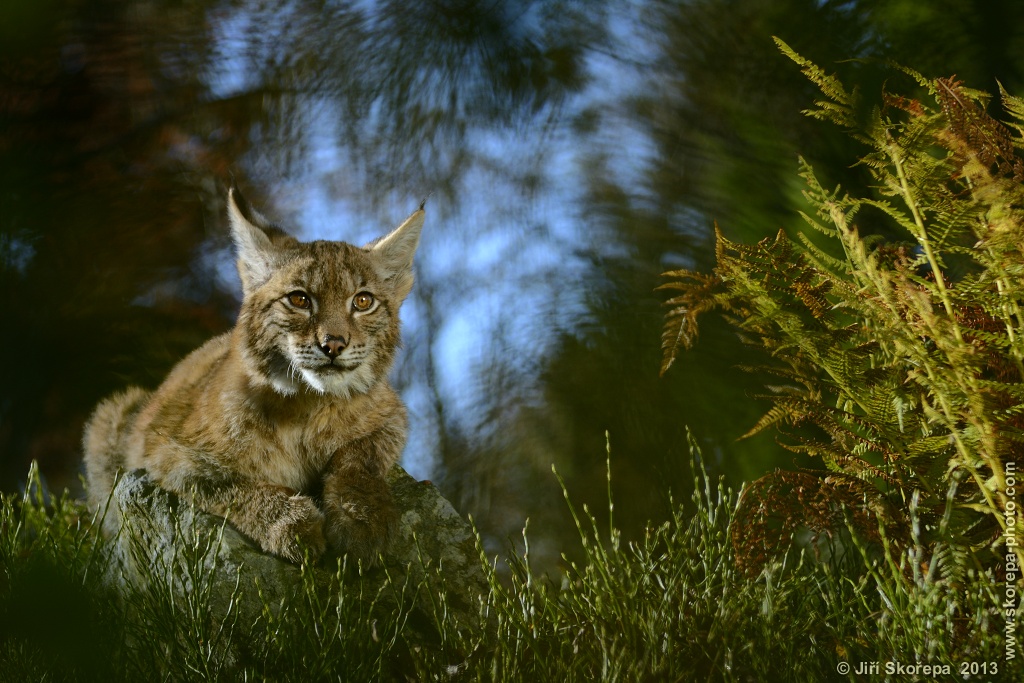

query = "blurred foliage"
[
  {"left": 0, "top": 0, "right": 600, "bottom": 495},
  {"left": 662, "top": 43, "right": 1024, "bottom": 576},
  {"left": 526, "top": 0, "right": 1024, "bottom": 546},
  {"left": 1, "top": 0, "right": 241, "bottom": 493},
  {"left": 4, "top": 0, "right": 1024, "bottom": 561}
]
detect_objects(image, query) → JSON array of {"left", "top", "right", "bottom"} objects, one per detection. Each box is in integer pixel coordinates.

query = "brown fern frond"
[
  {"left": 731, "top": 470, "right": 888, "bottom": 576},
  {"left": 937, "top": 77, "right": 1024, "bottom": 183},
  {"left": 657, "top": 270, "right": 725, "bottom": 375}
]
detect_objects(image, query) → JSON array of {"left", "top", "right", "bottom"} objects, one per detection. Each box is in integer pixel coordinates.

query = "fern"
[{"left": 662, "top": 46, "right": 1024, "bottom": 578}]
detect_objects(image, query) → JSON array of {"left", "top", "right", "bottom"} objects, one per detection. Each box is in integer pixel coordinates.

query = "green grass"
[{"left": 0, "top": 456, "right": 1018, "bottom": 682}]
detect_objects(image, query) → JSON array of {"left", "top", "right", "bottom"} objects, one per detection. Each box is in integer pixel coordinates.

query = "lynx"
[{"left": 82, "top": 186, "right": 424, "bottom": 564}]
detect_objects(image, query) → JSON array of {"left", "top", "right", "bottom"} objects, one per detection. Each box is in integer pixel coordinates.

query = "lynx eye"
[
  {"left": 286, "top": 291, "right": 311, "bottom": 309},
  {"left": 352, "top": 292, "right": 375, "bottom": 312}
]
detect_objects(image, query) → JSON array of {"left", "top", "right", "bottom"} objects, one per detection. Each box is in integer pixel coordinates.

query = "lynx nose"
[{"left": 319, "top": 334, "right": 348, "bottom": 359}]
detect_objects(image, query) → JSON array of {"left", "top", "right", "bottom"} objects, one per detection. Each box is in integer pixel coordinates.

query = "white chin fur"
[
  {"left": 299, "top": 367, "right": 328, "bottom": 395},
  {"left": 269, "top": 375, "right": 299, "bottom": 396},
  {"left": 298, "top": 365, "right": 374, "bottom": 398}
]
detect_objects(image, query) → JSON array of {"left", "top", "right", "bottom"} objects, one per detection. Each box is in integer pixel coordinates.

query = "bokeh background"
[{"left": 4, "top": 0, "right": 1024, "bottom": 567}]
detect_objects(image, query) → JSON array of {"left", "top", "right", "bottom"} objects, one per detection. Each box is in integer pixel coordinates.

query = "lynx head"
[{"left": 227, "top": 186, "right": 423, "bottom": 398}]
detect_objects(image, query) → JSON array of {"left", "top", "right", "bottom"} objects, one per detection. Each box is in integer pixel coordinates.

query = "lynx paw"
[
  {"left": 266, "top": 495, "right": 326, "bottom": 564},
  {"left": 323, "top": 496, "right": 399, "bottom": 565}
]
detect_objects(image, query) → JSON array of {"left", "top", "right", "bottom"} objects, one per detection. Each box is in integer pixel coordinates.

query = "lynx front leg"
[
  {"left": 321, "top": 435, "right": 401, "bottom": 564},
  {"left": 179, "top": 476, "right": 327, "bottom": 564}
]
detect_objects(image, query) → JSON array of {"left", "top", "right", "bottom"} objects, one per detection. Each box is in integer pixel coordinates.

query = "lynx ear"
[
  {"left": 227, "top": 185, "right": 279, "bottom": 295},
  {"left": 367, "top": 208, "right": 424, "bottom": 302}
]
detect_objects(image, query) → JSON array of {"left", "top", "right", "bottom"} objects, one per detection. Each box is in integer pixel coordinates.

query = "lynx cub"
[{"left": 83, "top": 186, "right": 424, "bottom": 564}]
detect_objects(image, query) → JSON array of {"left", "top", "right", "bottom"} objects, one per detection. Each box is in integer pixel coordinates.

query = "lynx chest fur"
[{"left": 83, "top": 187, "right": 424, "bottom": 564}]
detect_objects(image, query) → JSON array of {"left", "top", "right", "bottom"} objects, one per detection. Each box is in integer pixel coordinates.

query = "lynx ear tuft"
[
  {"left": 367, "top": 208, "right": 424, "bottom": 302},
  {"left": 227, "top": 185, "right": 279, "bottom": 295}
]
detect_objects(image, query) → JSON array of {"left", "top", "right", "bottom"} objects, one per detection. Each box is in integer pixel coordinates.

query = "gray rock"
[{"left": 101, "top": 466, "right": 487, "bottom": 641}]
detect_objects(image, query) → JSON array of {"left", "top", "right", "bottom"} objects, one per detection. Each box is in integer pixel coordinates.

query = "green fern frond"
[
  {"left": 660, "top": 53, "right": 1024, "bottom": 576},
  {"left": 774, "top": 37, "right": 857, "bottom": 130},
  {"left": 892, "top": 64, "right": 936, "bottom": 93},
  {"left": 739, "top": 403, "right": 807, "bottom": 440}
]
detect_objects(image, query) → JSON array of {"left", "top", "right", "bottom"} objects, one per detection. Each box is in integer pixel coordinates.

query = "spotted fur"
[{"left": 82, "top": 187, "right": 424, "bottom": 564}]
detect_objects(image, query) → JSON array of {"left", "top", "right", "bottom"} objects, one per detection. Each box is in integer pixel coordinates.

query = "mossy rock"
[{"left": 101, "top": 466, "right": 486, "bottom": 659}]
